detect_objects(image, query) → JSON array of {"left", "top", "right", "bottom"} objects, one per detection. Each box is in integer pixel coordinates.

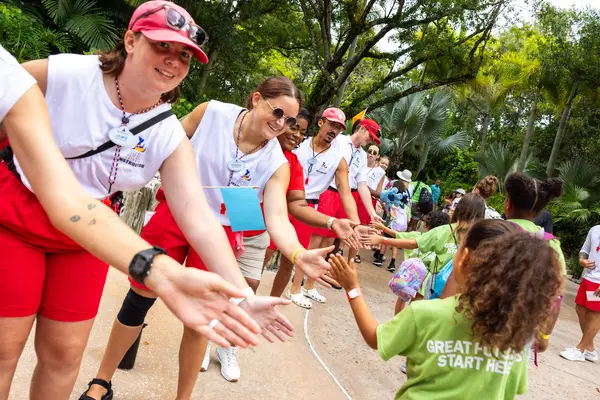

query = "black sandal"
[{"left": 79, "top": 378, "right": 113, "bottom": 400}]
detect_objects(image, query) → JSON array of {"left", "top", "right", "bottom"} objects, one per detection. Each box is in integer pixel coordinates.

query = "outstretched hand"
[
  {"left": 294, "top": 245, "right": 338, "bottom": 287},
  {"left": 332, "top": 218, "right": 360, "bottom": 249},
  {"left": 240, "top": 295, "right": 294, "bottom": 343},
  {"left": 146, "top": 258, "right": 261, "bottom": 349},
  {"left": 328, "top": 253, "right": 359, "bottom": 291},
  {"left": 354, "top": 225, "right": 377, "bottom": 247}
]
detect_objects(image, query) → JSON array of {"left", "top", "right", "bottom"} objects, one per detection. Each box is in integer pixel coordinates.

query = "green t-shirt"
[
  {"left": 411, "top": 181, "right": 432, "bottom": 203},
  {"left": 414, "top": 224, "right": 459, "bottom": 272},
  {"left": 396, "top": 231, "right": 436, "bottom": 271},
  {"left": 377, "top": 296, "right": 528, "bottom": 400},
  {"left": 508, "top": 219, "right": 567, "bottom": 275}
]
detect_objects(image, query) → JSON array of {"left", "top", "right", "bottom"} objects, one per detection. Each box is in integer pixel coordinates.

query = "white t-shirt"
[
  {"left": 581, "top": 225, "right": 600, "bottom": 284},
  {"left": 13, "top": 54, "right": 185, "bottom": 199},
  {"left": 0, "top": 46, "right": 37, "bottom": 121},
  {"left": 293, "top": 137, "right": 342, "bottom": 200},
  {"left": 329, "top": 134, "right": 367, "bottom": 190},
  {"left": 366, "top": 166, "right": 386, "bottom": 191},
  {"left": 190, "top": 100, "right": 287, "bottom": 226}
]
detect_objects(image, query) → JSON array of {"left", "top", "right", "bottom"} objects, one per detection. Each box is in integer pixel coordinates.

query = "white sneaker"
[
  {"left": 584, "top": 349, "right": 598, "bottom": 362},
  {"left": 302, "top": 288, "right": 326, "bottom": 303},
  {"left": 215, "top": 346, "right": 240, "bottom": 382},
  {"left": 200, "top": 341, "right": 211, "bottom": 371},
  {"left": 559, "top": 347, "right": 585, "bottom": 361}
]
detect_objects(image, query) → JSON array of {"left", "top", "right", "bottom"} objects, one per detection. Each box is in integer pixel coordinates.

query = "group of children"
[{"left": 332, "top": 172, "right": 569, "bottom": 398}]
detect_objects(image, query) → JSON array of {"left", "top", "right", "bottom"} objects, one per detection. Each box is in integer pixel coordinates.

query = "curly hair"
[
  {"left": 505, "top": 172, "right": 563, "bottom": 214},
  {"left": 475, "top": 175, "right": 499, "bottom": 200},
  {"left": 425, "top": 210, "right": 450, "bottom": 230},
  {"left": 455, "top": 232, "right": 563, "bottom": 354}
]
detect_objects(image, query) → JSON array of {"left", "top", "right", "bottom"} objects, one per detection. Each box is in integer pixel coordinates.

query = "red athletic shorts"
[
  {"left": 313, "top": 188, "right": 369, "bottom": 238},
  {"left": 130, "top": 197, "right": 241, "bottom": 291},
  {"left": 0, "top": 163, "right": 109, "bottom": 322},
  {"left": 267, "top": 203, "right": 316, "bottom": 251},
  {"left": 575, "top": 278, "right": 600, "bottom": 312}
]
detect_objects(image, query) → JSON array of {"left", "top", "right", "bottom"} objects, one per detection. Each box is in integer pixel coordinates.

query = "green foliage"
[{"left": 0, "top": 4, "right": 71, "bottom": 60}]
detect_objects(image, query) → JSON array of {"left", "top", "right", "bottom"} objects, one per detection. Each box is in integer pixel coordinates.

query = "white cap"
[
  {"left": 396, "top": 169, "right": 412, "bottom": 183},
  {"left": 456, "top": 188, "right": 466, "bottom": 195}
]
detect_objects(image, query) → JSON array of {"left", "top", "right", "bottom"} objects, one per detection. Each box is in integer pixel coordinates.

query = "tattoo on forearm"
[
  {"left": 88, "top": 203, "right": 96, "bottom": 210},
  {"left": 70, "top": 215, "right": 81, "bottom": 222}
]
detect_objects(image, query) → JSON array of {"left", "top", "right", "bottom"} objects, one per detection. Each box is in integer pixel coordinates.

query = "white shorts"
[{"left": 238, "top": 231, "right": 270, "bottom": 281}]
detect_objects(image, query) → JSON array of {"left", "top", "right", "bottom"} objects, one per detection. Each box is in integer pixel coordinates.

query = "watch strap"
[
  {"left": 129, "top": 246, "right": 167, "bottom": 285},
  {"left": 346, "top": 287, "right": 363, "bottom": 301}
]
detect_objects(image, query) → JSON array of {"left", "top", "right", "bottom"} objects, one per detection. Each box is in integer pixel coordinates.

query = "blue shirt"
[{"left": 430, "top": 184, "right": 440, "bottom": 203}]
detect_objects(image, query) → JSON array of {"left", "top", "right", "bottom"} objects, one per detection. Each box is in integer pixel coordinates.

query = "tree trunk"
[
  {"left": 121, "top": 177, "right": 161, "bottom": 235},
  {"left": 416, "top": 142, "right": 430, "bottom": 174},
  {"left": 197, "top": 46, "right": 220, "bottom": 95},
  {"left": 480, "top": 112, "right": 491, "bottom": 151},
  {"left": 517, "top": 85, "right": 541, "bottom": 172},
  {"left": 333, "top": 37, "right": 358, "bottom": 108},
  {"left": 546, "top": 84, "right": 578, "bottom": 177}
]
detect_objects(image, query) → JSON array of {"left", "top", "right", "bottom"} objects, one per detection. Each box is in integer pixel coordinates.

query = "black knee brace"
[{"left": 117, "top": 289, "right": 157, "bottom": 327}]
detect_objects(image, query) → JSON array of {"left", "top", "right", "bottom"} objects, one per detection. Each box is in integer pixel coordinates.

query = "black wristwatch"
[{"left": 129, "top": 246, "right": 167, "bottom": 285}]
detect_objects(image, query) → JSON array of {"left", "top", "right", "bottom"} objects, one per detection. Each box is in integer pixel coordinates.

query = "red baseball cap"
[
  {"left": 360, "top": 119, "right": 381, "bottom": 144},
  {"left": 129, "top": 1, "right": 208, "bottom": 64},
  {"left": 321, "top": 107, "right": 347, "bottom": 129}
]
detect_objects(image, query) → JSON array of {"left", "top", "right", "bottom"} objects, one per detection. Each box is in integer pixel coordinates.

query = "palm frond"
[
  {"left": 430, "top": 131, "right": 470, "bottom": 157},
  {"left": 42, "top": 0, "right": 72, "bottom": 24},
  {"left": 64, "top": 13, "right": 119, "bottom": 50}
]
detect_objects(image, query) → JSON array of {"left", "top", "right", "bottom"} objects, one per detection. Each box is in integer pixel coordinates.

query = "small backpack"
[
  {"left": 417, "top": 183, "right": 434, "bottom": 215},
  {"left": 388, "top": 258, "right": 428, "bottom": 302},
  {"left": 390, "top": 205, "right": 408, "bottom": 232}
]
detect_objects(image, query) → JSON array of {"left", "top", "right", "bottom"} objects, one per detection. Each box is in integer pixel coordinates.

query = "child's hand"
[
  {"left": 369, "top": 233, "right": 383, "bottom": 245},
  {"left": 328, "top": 254, "right": 359, "bottom": 291},
  {"left": 372, "top": 220, "right": 386, "bottom": 231}
]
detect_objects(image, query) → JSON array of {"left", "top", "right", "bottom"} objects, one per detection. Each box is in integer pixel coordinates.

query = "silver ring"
[{"left": 209, "top": 319, "right": 219, "bottom": 328}]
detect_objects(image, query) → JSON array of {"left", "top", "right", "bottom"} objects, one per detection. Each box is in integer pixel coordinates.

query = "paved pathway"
[{"left": 9, "top": 250, "right": 600, "bottom": 399}]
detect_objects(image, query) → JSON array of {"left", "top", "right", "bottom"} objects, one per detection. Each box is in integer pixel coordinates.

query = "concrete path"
[{"left": 9, "top": 250, "right": 600, "bottom": 399}]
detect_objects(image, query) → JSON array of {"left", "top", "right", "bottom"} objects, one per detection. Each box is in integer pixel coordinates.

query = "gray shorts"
[{"left": 238, "top": 231, "right": 270, "bottom": 281}]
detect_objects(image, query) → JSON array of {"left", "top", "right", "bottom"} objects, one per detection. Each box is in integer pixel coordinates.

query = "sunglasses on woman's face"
[
  {"left": 133, "top": 5, "right": 209, "bottom": 47},
  {"left": 368, "top": 149, "right": 379, "bottom": 156},
  {"left": 263, "top": 97, "right": 297, "bottom": 127}
]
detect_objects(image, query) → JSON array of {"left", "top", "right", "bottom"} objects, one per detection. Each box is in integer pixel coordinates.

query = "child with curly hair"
[
  {"left": 473, "top": 175, "right": 502, "bottom": 219},
  {"left": 329, "top": 219, "right": 563, "bottom": 399}
]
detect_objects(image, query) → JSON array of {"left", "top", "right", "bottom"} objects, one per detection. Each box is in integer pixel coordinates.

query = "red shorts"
[
  {"left": 130, "top": 199, "right": 241, "bottom": 291},
  {"left": 266, "top": 203, "right": 316, "bottom": 251},
  {"left": 0, "top": 163, "right": 109, "bottom": 322},
  {"left": 575, "top": 278, "right": 600, "bottom": 312},
  {"left": 313, "top": 189, "right": 370, "bottom": 238}
]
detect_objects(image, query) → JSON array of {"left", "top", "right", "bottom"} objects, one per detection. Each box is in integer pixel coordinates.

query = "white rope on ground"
[{"left": 304, "top": 309, "right": 354, "bottom": 400}]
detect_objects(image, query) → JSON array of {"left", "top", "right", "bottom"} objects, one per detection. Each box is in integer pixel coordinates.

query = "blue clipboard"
[{"left": 220, "top": 187, "right": 266, "bottom": 232}]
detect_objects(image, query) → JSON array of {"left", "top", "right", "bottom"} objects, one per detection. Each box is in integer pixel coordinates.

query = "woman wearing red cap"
[{"left": 0, "top": 2, "right": 299, "bottom": 398}]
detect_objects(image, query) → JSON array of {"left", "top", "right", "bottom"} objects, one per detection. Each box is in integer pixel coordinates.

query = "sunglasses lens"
[
  {"left": 271, "top": 107, "right": 284, "bottom": 119},
  {"left": 189, "top": 25, "right": 208, "bottom": 46},
  {"left": 286, "top": 117, "right": 297, "bottom": 127},
  {"left": 166, "top": 9, "right": 186, "bottom": 29}
]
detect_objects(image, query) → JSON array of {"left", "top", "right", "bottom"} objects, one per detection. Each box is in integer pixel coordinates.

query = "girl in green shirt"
[{"left": 329, "top": 219, "right": 563, "bottom": 400}]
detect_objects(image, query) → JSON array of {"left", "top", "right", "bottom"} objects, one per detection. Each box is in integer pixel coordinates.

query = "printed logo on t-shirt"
[
  {"left": 135, "top": 137, "right": 147, "bottom": 153},
  {"left": 317, "top": 162, "right": 328, "bottom": 174},
  {"left": 230, "top": 169, "right": 253, "bottom": 187},
  {"left": 427, "top": 340, "right": 524, "bottom": 375}
]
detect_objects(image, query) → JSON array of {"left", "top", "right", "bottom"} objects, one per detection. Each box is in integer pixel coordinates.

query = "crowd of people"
[{"left": 0, "top": 1, "right": 596, "bottom": 399}]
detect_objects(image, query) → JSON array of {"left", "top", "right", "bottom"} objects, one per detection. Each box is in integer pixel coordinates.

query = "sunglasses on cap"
[
  {"left": 132, "top": 5, "right": 209, "bottom": 47},
  {"left": 263, "top": 97, "right": 297, "bottom": 127}
]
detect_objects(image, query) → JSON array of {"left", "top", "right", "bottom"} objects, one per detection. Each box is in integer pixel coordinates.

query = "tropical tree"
[
  {"left": 473, "top": 142, "right": 529, "bottom": 190},
  {"left": 373, "top": 84, "right": 468, "bottom": 172}
]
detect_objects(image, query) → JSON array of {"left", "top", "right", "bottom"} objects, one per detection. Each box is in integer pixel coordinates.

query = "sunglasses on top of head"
[
  {"left": 133, "top": 5, "right": 209, "bottom": 47},
  {"left": 262, "top": 96, "right": 297, "bottom": 127}
]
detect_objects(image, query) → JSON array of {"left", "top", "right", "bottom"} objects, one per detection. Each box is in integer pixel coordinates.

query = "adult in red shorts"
[
  {"left": 86, "top": 78, "right": 336, "bottom": 397},
  {"left": 560, "top": 225, "right": 600, "bottom": 363},
  {"left": 313, "top": 118, "right": 383, "bottom": 265},
  {"left": 0, "top": 5, "right": 262, "bottom": 399}
]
